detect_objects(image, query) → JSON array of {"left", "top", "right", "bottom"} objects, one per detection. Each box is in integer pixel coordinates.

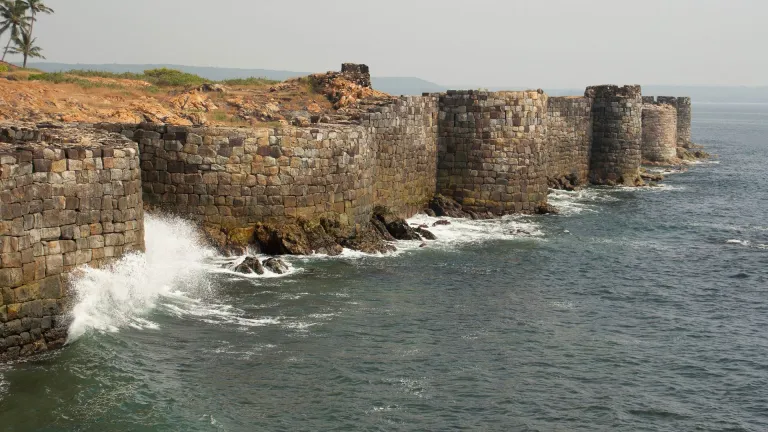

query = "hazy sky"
[{"left": 21, "top": 0, "right": 768, "bottom": 88}]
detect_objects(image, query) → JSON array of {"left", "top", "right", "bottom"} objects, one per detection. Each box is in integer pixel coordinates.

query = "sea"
[{"left": 0, "top": 103, "right": 767, "bottom": 431}]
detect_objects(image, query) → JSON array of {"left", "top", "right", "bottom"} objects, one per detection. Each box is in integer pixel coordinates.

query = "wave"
[
  {"left": 65, "top": 211, "right": 544, "bottom": 341},
  {"left": 67, "top": 214, "right": 219, "bottom": 341},
  {"left": 726, "top": 239, "right": 768, "bottom": 250},
  {"left": 547, "top": 188, "right": 620, "bottom": 215}
]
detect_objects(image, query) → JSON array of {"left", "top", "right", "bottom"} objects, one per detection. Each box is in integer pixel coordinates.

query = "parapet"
[
  {"left": 585, "top": 85, "right": 642, "bottom": 99},
  {"left": 340, "top": 63, "right": 371, "bottom": 88}
]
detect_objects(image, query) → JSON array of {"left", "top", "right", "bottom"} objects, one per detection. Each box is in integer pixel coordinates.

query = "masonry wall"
[
  {"left": 437, "top": 90, "right": 549, "bottom": 214},
  {"left": 657, "top": 96, "right": 692, "bottom": 147},
  {"left": 98, "top": 123, "right": 377, "bottom": 232},
  {"left": 363, "top": 96, "right": 438, "bottom": 217},
  {"left": 586, "top": 85, "right": 643, "bottom": 186},
  {"left": 641, "top": 103, "right": 678, "bottom": 163},
  {"left": 545, "top": 96, "right": 593, "bottom": 185},
  {"left": 0, "top": 124, "right": 144, "bottom": 361}
]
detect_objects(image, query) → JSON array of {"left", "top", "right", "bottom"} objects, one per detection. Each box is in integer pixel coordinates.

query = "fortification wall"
[
  {"left": 97, "top": 123, "right": 377, "bottom": 232},
  {"left": 436, "top": 90, "right": 549, "bottom": 214},
  {"left": 586, "top": 85, "right": 643, "bottom": 186},
  {"left": 657, "top": 96, "right": 692, "bottom": 147},
  {"left": 363, "top": 96, "right": 438, "bottom": 217},
  {"left": 641, "top": 103, "right": 678, "bottom": 163},
  {"left": 545, "top": 96, "right": 593, "bottom": 186},
  {"left": 97, "top": 96, "right": 438, "bottom": 234},
  {"left": 0, "top": 124, "right": 144, "bottom": 361}
]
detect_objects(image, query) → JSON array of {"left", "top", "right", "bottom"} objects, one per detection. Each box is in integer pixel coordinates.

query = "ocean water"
[{"left": 1, "top": 103, "right": 767, "bottom": 431}]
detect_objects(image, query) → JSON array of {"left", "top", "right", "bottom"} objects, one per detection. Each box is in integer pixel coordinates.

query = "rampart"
[
  {"left": 436, "top": 90, "right": 549, "bottom": 214},
  {"left": 545, "top": 96, "right": 593, "bottom": 187},
  {"left": 0, "top": 64, "right": 698, "bottom": 360},
  {"left": 586, "top": 85, "right": 643, "bottom": 186},
  {"left": 0, "top": 124, "right": 144, "bottom": 361},
  {"left": 641, "top": 103, "right": 678, "bottom": 163},
  {"left": 656, "top": 96, "right": 692, "bottom": 147}
]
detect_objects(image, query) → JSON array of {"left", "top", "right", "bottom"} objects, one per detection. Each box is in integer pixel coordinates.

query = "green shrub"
[
  {"left": 28, "top": 72, "right": 122, "bottom": 89},
  {"left": 142, "top": 68, "right": 206, "bottom": 87},
  {"left": 0, "top": 64, "right": 8, "bottom": 73},
  {"left": 220, "top": 77, "right": 279, "bottom": 86}
]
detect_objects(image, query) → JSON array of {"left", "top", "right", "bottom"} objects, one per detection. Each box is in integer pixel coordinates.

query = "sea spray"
[{"left": 67, "top": 214, "right": 217, "bottom": 341}]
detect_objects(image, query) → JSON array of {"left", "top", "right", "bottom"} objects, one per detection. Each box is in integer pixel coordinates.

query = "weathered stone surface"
[
  {"left": 585, "top": 85, "right": 643, "bottom": 186},
  {"left": 0, "top": 124, "right": 145, "bottom": 361},
  {"left": 262, "top": 258, "right": 289, "bottom": 275},
  {"left": 641, "top": 102, "right": 678, "bottom": 163},
  {"left": 437, "top": 90, "right": 549, "bottom": 215},
  {"left": 233, "top": 256, "right": 264, "bottom": 275}
]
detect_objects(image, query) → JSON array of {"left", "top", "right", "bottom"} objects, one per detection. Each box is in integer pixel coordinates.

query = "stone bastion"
[{"left": 0, "top": 124, "right": 144, "bottom": 361}]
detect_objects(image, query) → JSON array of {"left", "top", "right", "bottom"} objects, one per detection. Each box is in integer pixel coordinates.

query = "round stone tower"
[
  {"left": 585, "top": 85, "right": 643, "bottom": 186},
  {"left": 658, "top": 96, "right": 692, "bottom": 148},
  {"left": 641, "top": 103, "right": 678, "bottom": 163}
]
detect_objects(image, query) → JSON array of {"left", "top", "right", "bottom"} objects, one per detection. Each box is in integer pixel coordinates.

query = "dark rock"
[
  {"left": 424, "top": 208, "right": 436, "bottom": 217},
  {"left": 234, "top": 256, "right": 265, "bottom": 275},
  {"left": 432, "top": 220, "right": 451, "bottom": 227},
  {"left": 640, "top": 170, "right": 664, "bottom": 182},
  {"left": 416, "top": 227, "right": 437, "bottom": 240},
  {"left": 419, "top": 243, "right": 427, "bottom": 248},
  {"left": 253, "top": 218, "right": 344, "bottom": 256},
  {"left": 373, "top": 206, "right": 421, "bottom": 241},
  {"left": 535, "top": 203, "right": 560, "bottom": 215},
  {"left": 370, "top": 217, "right": 396, "bottom": 241},
  {"left": 428, "top": 194, "right": 470, "bottom": 218},
  {"left": 263, "top": 258, "right": 289, "bottom": 274},
  {"left": 341, "top": 224, "right": 397, "bottom": 254}
]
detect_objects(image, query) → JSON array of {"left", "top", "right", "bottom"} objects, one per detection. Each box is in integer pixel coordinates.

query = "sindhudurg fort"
[{"left": 0, "top": 64, "right": 704, "bottom": 360}]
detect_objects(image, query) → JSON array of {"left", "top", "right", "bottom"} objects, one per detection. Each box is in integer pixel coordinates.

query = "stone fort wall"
[
  {"left": 641, "top": 103, "right": 678, "bottom": 163},
  {"left": 436, "top": 90, "right": 549, "bottom": 215},
  {"left": 545, "top": 96, "right": 593, "bottom": 186},
  {"left": 0, "top": 124, "right": 144, "bottom": 361},
  {"left": 363, "top": 96, "right": 438, "bottom": 218},
  {"left": 97, "top": 95, "right": 439, "bottom": 234},
  {"left": 586, "top": 85, "right": 643, "bottom": 186},
  {"left": 655, "top": 96, "right": 692, "bottom": 148}
]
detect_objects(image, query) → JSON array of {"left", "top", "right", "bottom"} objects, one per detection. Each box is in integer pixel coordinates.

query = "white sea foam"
[
  {"left": 547, "top": 188, "right": 620, "bottom": 215},
  {"left": 389, "top": 214, "right": 542, "bottom": 255},
  {"left": 726, "top": 239, "right": 768, "bottom": 250},
  {"left": 66, "top": 215, "right": 305, "bottom": 341},
  {"left": 66, "top": 208, "right": 544, "bottom": 340},
  {"left": 67, "top": 214, "right": 218, "bottom": 341}
]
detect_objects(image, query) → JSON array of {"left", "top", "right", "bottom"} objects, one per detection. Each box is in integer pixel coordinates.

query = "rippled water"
[{"left": 1, "top": 103, "right": 768, "bottom": 431}]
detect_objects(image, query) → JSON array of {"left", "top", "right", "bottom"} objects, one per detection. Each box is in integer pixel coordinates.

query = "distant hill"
[{"left": 23, "top": 63, "right": 768, "bottom": 102}]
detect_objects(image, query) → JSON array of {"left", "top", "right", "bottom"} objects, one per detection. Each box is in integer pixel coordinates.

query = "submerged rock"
[
  {"left": 415, "top": 227, "right": 437, "bottom": 240},
  {"left": 234, "top": 256, "right": 265, "bottom": 275},
  {"left": 535, "top": 203, "right": 560, "bottom": 215},
  {"left": 432, "top": 220, "right": 451, "bottom": 227},
  {"left": 263, "top": 258, "right": 289, "bottom": 274}
]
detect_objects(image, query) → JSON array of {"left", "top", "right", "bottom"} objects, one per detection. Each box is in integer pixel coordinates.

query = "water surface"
[{"left": 1, "top": 103, "right": 767, "bottom": 431}]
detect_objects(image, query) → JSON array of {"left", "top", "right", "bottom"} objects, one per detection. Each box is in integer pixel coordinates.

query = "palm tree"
[
  {"left": 0, "top": 0, "right": 30, "bottom": 62},
  {"left": 9, "top": 28, "right": 43, "bottom": 67},
  {"left": 22, "top": 0, "right": 52, "bottom": 44}
]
